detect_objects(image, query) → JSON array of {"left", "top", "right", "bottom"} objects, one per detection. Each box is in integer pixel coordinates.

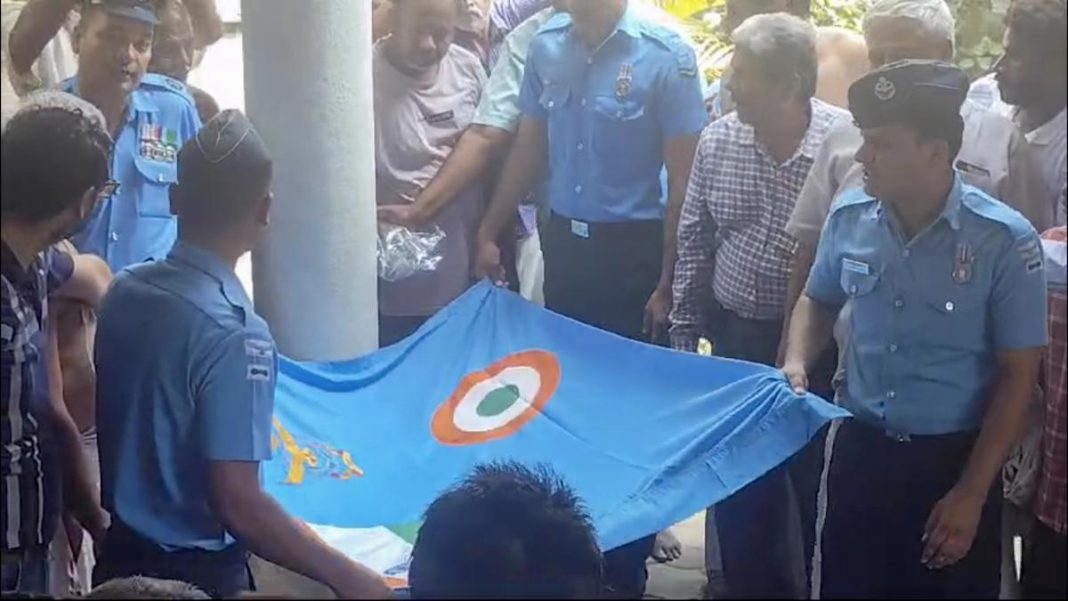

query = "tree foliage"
[{"left": 650, "top": 0, "right": 1009, "bottom": 80}]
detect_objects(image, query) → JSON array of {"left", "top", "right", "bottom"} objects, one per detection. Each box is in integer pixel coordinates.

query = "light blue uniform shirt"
[
  {"left": 62, "top": 74, "right": 202, "bottom": 272},
  {"left": 518, "top": 8, "right": 707, "bottom": 223},
  {"left": 95, "top": 242, "right": 276, "bottom": 551},
  {"left": 806, "top": 178, "right": 1048, "bottom": 437}
]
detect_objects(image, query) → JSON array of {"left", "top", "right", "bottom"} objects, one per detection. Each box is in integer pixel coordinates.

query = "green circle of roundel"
[{"left": 476, "top": 384, "right": 521, "bottom": 418}]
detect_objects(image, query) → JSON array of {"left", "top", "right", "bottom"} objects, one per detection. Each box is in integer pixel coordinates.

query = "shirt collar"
[
  {"left": 64, "top": 76, "right": 158, "bottom": 116},
  {"left": 739, "top": 99, "right": 834, "bottom": 162},
  {"left": 874, "top": 175, "right": 965, "bottom": 232},
  {"left": 0, "top": 239, "right": 32, "bottom": 286},
  {"left": 168, "top": 241, "right": 253, "bottom": 311},
  {"left": 564, "top": 2, "right": 643, "bottom": 52},
  {"left": 1025, "top": 107, "right": 1067, "bottom": 146}
]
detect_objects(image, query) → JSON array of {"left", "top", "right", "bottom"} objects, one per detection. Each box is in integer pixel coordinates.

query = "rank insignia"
[
  {"left": 952, "top": 241, "right": 974, "bottom": 284},
  {"left": 615, "top": 63, "right": 633, "bottom": 99}
]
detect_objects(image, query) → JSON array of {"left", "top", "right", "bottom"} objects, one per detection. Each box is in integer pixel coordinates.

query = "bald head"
[{"left": 387, "top": 0, "right": 462, "bottom": 71}]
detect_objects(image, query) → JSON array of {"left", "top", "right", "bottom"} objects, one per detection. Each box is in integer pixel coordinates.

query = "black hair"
[
  {"left": 409, "top": 462, "right": 604, "bottom": 599},
  {"left": 87, "top": 576, "right": 210, "bottom": 599},
  {"left": 914, "top": 113, "right": 965, "bottom": 165},
  {"left": 1, "top": 107, "right": 112, "bottom": 223},
  {"left": 1005, "top": 0, "right": 1067, "bottom": 63},
  {"left": 174, "top": 140, "right": 272, "bottom": 231}
]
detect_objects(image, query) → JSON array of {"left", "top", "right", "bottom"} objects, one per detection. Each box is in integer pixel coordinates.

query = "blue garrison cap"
[
  {"left": 849, "top": 60, "right": 969, "bottom": 130},
  {"left": 85, "top": 0, "right": 160, "bottom": 25}
]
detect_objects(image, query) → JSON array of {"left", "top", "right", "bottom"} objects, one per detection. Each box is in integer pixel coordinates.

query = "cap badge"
[{"left": 874, "top": 76, "right": 896, "bottom": 101}]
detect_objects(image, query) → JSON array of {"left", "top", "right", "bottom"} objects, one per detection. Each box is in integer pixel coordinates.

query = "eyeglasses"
[{"left": 96, "top": 179, "right": 120, "bottom": 200}]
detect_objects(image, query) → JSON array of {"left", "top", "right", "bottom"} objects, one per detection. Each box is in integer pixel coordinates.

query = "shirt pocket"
[
  {"left": 539, "top": 83, "right": 571, "bottom": 113},
  {"left": 840, "top": 268, "right": 883, "bottom": 342},
  {"left": 590, "top": 95, "right": 650, "bottom": 174},
  {"left": 132, "top": 154, "right": 178, "bottom": 219}
]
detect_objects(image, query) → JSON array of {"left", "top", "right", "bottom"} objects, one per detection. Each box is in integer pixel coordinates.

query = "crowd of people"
[{"left": 1, "top": 0, "right": 1065, "bottom": 599}]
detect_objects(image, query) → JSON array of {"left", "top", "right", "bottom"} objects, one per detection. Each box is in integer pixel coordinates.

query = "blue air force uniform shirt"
[
  {"left": 62, "top": 74, "right": 202, "bottom": 271},
  {"left": 806, "top": 178, "right": 1048, "bottom": 436},
  {"left": 518, "top": 8, "right": 707, "bottom": 223},
  {"left": 95, "top": 242, "right": 275, "bottom": 551}
]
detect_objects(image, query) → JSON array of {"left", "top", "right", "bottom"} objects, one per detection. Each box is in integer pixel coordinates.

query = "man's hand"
[
  {"left": 643, "top": 285, "right": 672, "bottom": 343},
  {"left": 475, "top": 239, "right": 506, "bottom": 285},
  {"left": 377, "top": 204, "right": 427, "bottom": 229},
  {"left": 780, "top": 361, "right": 809, "bottom": 395},
  {"left": 922, "top": 486, "right": 985, "bottom": 570}
]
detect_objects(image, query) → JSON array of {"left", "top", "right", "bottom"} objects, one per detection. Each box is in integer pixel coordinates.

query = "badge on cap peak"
[{"left": 874, "top": 76, "right": 896, "bottom": 101}]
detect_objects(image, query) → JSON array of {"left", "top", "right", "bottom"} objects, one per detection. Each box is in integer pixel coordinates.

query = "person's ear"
[{"left": 256, "top": 192, "right": 272, "bottom": 227}]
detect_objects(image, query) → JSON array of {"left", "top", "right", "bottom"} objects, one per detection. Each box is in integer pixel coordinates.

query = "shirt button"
[
  {"left": 580, "top": 98, "right": 587, "bottom": 107},
  {"left": 577, "top": 143, "right": 585, "bottom": 151},
  {"left": 547, "top": 100, "right": 555, "bottom": 109},
  {"left": 945, "top": 301, "right": 955, "bottom": 312},
  {"left": 157, "top": 174, "right": 166, "bottom": 183},
  {"left": 586, "top": 57, "right": 593, "bottom": 65},
  {"left": 886, "top": 390, "right": 897, "bottom": 399},
  {"left": 889, "top": 344, "right": 898, "bottom": 353},
  {"left": 616, "top": 110, "right": 624, "bottom": 118},
  {"left": 902, "top": 249, "right": 910, "bottom": 258},
  {"left": 574, "top": 185, "right": 583, "bottom": 194},
  {"left": 849, "top": 284, "right": 858, "bottom": 295},
  {"left": 110, "top": 232, "right": 119, "bottom": 242},
  {"left": 894, "top": 298, "right": 904, "bottom": 308}
]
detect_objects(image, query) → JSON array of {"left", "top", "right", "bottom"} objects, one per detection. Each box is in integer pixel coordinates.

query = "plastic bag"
[{"left": 377, "top": 223, "right": 446, "bottom": 282}]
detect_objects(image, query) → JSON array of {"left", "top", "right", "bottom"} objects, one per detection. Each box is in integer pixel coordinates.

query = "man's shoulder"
[
  {"left": 137, "top": 74, "right": 198, "bottom": 117},
  {"left": 446, "top": 44, "right": 487, "bottom": 81},
  {"left": 110, "top": 260, "right": 246, "bottom": 333},
  {"left": 698, "top": 112, "right": 749, "bottom": 149},
  {"left": 827, "top": 187, "right": 877, "bottom": 219},
  {"left": 960, "top": 185, "right": 1038, "bottom": 241}
]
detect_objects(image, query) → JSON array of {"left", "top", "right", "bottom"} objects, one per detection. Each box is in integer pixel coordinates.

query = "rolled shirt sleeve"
[
  {"left": 196, "top": 329, "right": 276, "bottom": 462},
  {"left": 655, "top": 43, "right": 708, "bottom": 140},
  {"left": 991, "top": 231, "right": 1050, "bottom": 350},
  {"left": 804, "top": 211, "right": 848, "bottom": 308},
  {"left": 669, "top": 133, "right": 717, "bottom": 352}
]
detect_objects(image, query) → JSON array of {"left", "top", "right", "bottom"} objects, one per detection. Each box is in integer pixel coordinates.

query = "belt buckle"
[{"left": 570, "top": 219, "right": 590, "bottom": 239}]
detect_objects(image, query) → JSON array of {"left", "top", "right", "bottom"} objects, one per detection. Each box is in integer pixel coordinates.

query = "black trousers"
[
  {"left": 94, "top": 521, "right": 254, "bottom": 599},
  {"left": 1022, "top": 519, "right": 1067, "bottom": 600},
  {"left": 542, "top": 212, "right": 662, "bottom": 598},
  {"left": 542, "top": 213, "right": 663, "bottom": 343},
  {"left": 819, "top": 421, "right": 1001, "bottom": 599},
  {"left": 704, "top": 301, "right": 811, "bottom": 599}
]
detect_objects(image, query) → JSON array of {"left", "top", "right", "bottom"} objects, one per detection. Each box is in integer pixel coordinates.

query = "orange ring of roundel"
[{"left": 431, "top": 350, "right": 561, "bottom": 446}]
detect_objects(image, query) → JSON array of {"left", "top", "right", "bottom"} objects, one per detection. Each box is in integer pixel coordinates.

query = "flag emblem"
[{"left": 431, "top": 350, "right": 561, "bottom": 446}]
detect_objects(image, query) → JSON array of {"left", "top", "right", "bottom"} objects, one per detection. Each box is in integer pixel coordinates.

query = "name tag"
[
  {"left": 425, "top": 110, "right": 455, "bottom": 125},
  {"left": 955, "top": 160, "right": 991, "bottom": 178},
  {"left": 842, "top": 257, "right": 870, "bottom": 275},
  {"left": 570, "top": 219, "right": 590, "bottom": 239}
]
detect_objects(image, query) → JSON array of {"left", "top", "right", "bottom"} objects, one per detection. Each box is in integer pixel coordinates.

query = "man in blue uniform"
[
  {"left": 782, "top": 61, "right": 1047, "bottom": 599},
  {"left": 472, "top": 0, "right": 707, "bottom": 596},
  {"left": 93, "top": 111, "right": 389, "bottom": 599},
  {"left": 59, "top": 0, "right": 201, "bottom": 271}
]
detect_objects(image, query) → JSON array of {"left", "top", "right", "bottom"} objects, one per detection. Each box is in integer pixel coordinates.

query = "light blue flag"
[{"left": 265, "top": 281, "right": 848, "bottom": 582}]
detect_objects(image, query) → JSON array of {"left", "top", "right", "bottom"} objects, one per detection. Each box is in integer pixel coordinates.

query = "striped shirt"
[
  {"left": 670, "top": 99, "right": 848, "bottom": 351},
  {"left": 1036, "top": 227, "right": 1067, "bottom": 535},
  {"left": 1, "top": 241, "right": 72, "bottom": 552}
]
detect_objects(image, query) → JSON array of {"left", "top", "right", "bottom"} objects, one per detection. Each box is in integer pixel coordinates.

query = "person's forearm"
[
  {"left": 783, "top": 295, "right": 838, "bottom": 370},
  {"left": 47, "top": 326, "right": 106, "bottom": 538},
  {"left": 477, "top": 119, "right": 546, "bottom": 244},
  {"left": 659, "top": 138, "right": 699, "bottom": 290},
  {"left": 414, "top": 125, "right": 511, "bottom": 222},
  {"left": 224, "top": 492, "right": 384, "bottom": 595},
  {"left": 181, "top": 0, "right": 224, "bottom": 49},
  {"left": 8, "top": 0, "right": 78, "bottom": 74},
  {"left": 955, "top": 355, "right": 1041, "bottom": 498},
  {"left": 779, "top": 244, "right": 817, "bottom": 364}
]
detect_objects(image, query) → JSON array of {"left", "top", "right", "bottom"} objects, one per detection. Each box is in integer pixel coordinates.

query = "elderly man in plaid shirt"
[
  {"left": 1023, "top": 224, "right": 1067, "bottom": 599},
  {"left": 669, "top": 13, "right": 847, "bottom": 599}
]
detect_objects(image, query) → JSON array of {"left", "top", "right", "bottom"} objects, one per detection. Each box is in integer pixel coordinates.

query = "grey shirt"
[{"left": 374, "top": 43, "right": 487, "bottom": 316}]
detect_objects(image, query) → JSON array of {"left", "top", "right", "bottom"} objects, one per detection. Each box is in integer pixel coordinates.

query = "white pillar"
[{"left": 242, "top": 0, "right": 378, "bottom": 361}]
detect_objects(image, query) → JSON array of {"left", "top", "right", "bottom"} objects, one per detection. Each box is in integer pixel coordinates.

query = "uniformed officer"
[
  {"left": 59, "top": 0, "right": 202, "bottom": 272},
  {"left": 93, "top": 111, "right": 389, "bottom": 599},
  {"left": 471, "top": 0, "right": 707, "bottom": 597},
  {"left": 782, "top": 61, "right": 1047, "bottom": 599}
]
